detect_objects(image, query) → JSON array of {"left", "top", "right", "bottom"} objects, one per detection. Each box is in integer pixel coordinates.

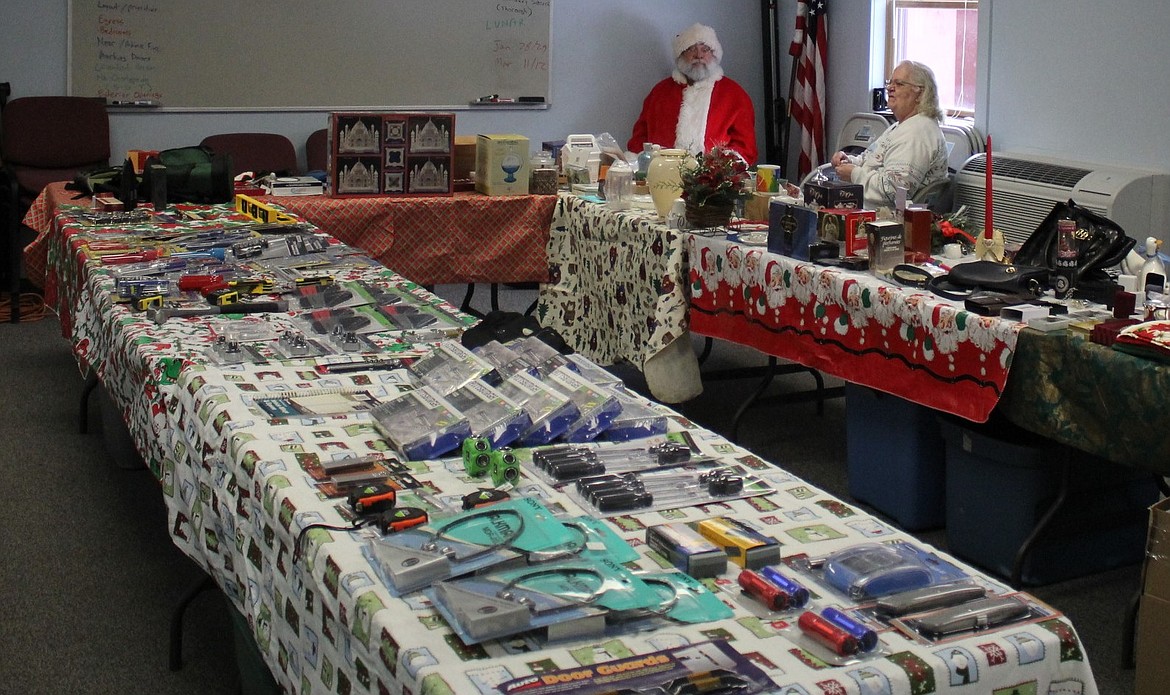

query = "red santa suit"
[{"left": 628, "top": 65, "right": 758, "bottom": 165}]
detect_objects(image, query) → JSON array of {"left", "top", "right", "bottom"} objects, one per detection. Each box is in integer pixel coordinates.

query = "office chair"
[
  {"left": 199, "top": 132, "right": 299, "bottom": 178},
  {"left": 305, "top": 128, "right": 328, "bottom": 173},
  {"left": 1, "top": 95, "right": 111, "bottom": 210}
]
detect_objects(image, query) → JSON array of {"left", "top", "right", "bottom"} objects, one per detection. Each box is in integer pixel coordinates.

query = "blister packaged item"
[
  {"left": 816, "top": 541, "right": 968, "bottom": 601},
  {"left": 626, "top": 570, "right": 735, "bottom": 625},
  {"left": 695, "top": 517, "right": 781, "bottom": 570},
  {"left": 368, "top": 497, "right": 576, "bottom": 595},
  {"left": 646, "top": 521, "right": 727, "bottom": 578},
  {"left": 496, "top": 371, "right": 579, "bottom": 446},
  {"left": 409, "top": 341, "right": 496, "bottom": 395},
  {"left": 891, "top": 593, "right": 1052, "bottom": 644},
  {"left": 294, "top": 281, "right": 369, "bottom": 311},
  {"left": 530, "top": 440, "right": 694, "bottom": 485},
  {"left": 495, "top": 640, "right": 778, "bottom": 695},
  {"left": 570, "top": 461, "right": 773, "bottom": 518},
  {"left": 602, "top": 390, "right": 669, "bottom": 442},
  {"left": 445, "top": 379, "right": 531, "bottom": 449},
  {"left": 546, "top": 367, "right": 622, "bottom": 442},
  {"left": 432, "top": 557, "right": 662, "bottom": 644},
  {"left": 472, "top": 340, "right": 540, "bottom": 382},
  {"left": 540, "top": 515, "right": 642, "bottom": 565},
  {"left": 368, "top": 386, "right": 471, "bottom": 460},
  {"left": 508, "top": 335, "right": 573, "bottom": 376},
  {"left": 270, "top": 330, "right": 335, "bottom": 359},
  {"left": 565, "top": 352, "right": 625, "bottom": 389}
]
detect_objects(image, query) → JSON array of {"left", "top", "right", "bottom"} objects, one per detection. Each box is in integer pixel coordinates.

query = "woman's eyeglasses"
[{"left": 884, "top": 79, "right": 922, "bottom": 90}]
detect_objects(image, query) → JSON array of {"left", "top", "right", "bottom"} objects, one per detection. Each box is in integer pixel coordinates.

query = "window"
[{"left": 887, "top": 0, "right": 978, "bottom": 116}]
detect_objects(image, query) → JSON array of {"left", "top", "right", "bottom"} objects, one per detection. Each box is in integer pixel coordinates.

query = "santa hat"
[{"left": 672, "top": 23, "right": 723, "bottom": 63}]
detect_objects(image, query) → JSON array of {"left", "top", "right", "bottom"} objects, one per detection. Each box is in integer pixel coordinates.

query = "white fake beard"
[{"left": 676, "top": 55, "right": 713, "bottom": 83}]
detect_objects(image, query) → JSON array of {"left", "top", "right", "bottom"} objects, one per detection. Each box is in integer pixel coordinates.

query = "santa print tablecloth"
[{"left": 687, "top": 235, "right": 1025, "bottom": 422}]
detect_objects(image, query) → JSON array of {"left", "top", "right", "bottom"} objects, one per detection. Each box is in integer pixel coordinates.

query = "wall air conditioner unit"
[{"left": 953, "top": 152, "right": 1170, "bottom": 248}]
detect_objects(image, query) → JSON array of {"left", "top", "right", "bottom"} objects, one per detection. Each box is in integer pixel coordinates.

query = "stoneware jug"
[{"left": 646, "top": 148, "right": 689, "bottom": 220}]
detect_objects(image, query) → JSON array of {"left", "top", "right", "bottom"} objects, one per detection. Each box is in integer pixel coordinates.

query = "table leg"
[
  {"left": 1011, "top": 453, "right": 1071, "bottom": 586},
  {"left": 79, "top": 371, "right": 99, "bottom": 434}
]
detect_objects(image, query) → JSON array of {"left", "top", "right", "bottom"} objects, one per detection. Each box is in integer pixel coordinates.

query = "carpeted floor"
[{"left": 0, "top": 284, "right": 1144, "bottom": 694}]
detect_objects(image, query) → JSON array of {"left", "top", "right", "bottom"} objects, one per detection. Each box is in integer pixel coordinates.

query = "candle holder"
[{"left": 974, "top": 228, "right": 1006, "bottom": 262}]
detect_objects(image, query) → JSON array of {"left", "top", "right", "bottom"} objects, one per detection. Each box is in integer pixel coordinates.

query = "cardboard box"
[
  {"left": 865, "top": 219, "right": 905, "bottom": 276},
  {"left": 1136, "top": 498, "right": 1170, "bottom": 695},
  {"left": 745, "top": 192, "right": 781, "bottom": 222},
  {"left": 475, "top": 134, "right": 530, "bottom": 196},
  {"left": 803, "top": 179, "right": 864, "bottom": 209},
  {"left": 818, "top": 208, "right": 876, "bottom": 257},
  {"left": 768, "top": 201, "right": 818, "bottom": 260},
  {"left": 328, "top": 112, "right": 456, "bottom": 197},
  {"left": 453, "top": 135, "right": 477, "bottom": 182},
  {"left": 903, "top": 206, "right": 934, "bottom": 255}
]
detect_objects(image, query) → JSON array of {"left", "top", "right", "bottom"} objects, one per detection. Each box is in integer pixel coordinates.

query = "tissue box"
[
  {"left": 475, "top": 134, "right": 530, "bottom": 196},
  {"left": 803, "top": 180, "right": 864, "bottom": 209},
  {"left": 768, "top": 201, "right": 819, "bottom": 260},
  {"left": 818, "top": 208, "right": 876, "bottom": 257}
]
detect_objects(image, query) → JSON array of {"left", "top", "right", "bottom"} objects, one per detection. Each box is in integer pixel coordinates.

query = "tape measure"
[
  {"left": 347, "top": 483, "right": 397, "bottom": 515},
  {"left": 377, "top": 507, "right": 427, "bottom": 534},
  {"left": 461, "top": 488, "right": 509, "bottom": 510}
]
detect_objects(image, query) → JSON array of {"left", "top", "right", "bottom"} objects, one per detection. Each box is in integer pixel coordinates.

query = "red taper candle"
[{"left": 984, "top": 134, "right": 993, "bottom": 239}]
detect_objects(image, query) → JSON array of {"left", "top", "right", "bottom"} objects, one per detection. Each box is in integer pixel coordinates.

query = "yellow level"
[{"left": 235, "top": 195, "right": 297, "bottom": 225}]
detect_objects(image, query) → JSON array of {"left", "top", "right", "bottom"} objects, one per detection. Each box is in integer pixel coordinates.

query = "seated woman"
[{"left": 830, "top": 60, "right": 950, "bottom": 210}]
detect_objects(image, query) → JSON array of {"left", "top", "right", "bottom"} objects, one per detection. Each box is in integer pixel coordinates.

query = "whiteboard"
[{"left": 68, "top": 0, "right": 551, "bottom": 109}]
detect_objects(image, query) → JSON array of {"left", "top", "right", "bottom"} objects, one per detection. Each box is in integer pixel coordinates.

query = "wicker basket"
[{"left": 685, "top": 199, "right": 734, "bottom": 229}]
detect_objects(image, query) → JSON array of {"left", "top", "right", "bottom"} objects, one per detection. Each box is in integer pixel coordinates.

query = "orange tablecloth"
[
  {"left": 22, "top": 184, "right": 556, "bottom": 288},
  {"left": 259, "top": 192, "right": 556, "bottom": 285}
]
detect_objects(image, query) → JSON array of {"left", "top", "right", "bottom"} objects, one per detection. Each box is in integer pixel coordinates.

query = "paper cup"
[{"left": 756, "top": 164, "right": 782, "bottom": 193}]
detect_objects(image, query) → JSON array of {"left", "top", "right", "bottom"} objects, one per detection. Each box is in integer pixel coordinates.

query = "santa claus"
[{"left": 627, "top": 23, "right": 758, "bottom": 165}]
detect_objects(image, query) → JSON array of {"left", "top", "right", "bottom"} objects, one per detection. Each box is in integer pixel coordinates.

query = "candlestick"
[{"left": 984, "top": 134, "right": 993, "bottom": 239}]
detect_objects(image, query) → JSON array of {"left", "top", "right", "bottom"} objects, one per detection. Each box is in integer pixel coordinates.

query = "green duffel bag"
[{"left": 148, "top": 145, "right": 233, "bottom": 204}]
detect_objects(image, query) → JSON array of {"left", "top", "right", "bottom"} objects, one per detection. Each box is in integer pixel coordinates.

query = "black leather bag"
[
  {"left": 1013, "top": 199, "right": 1135, "bottom": 283},
  {"left": 951, "top": 260, "right": 1048, "bottom": 292}
]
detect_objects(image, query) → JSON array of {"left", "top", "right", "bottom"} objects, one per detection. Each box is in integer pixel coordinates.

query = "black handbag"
[
  {"left": 928, "top": 260, "right": 1049, "bottom": 300},
  {"left": 1013, "top": 199, "right": 1136, "bottom": 283}
]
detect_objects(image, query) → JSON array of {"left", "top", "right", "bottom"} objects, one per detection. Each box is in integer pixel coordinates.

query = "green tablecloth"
[{"left": 1001, "top": 328, "right": 1170, "bottom": 475}]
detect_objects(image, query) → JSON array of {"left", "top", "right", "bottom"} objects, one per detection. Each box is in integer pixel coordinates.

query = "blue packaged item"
[
  {"left": 445, "top": 380, "right": 531, "bottom": 450},
  {"left": 548, "top": 367, "right": 622, "bottom": 443},
  {"left": 369, "top": 386, "right": 471, "bottom": 460},
  {"left": 767, "top": 201, "right": 819, "bottom": 260},
  {"left": 496, "top": 371, "right": 579, "bottom": 446},
  {"left": 602, "top": 390, "right": 668, "bottom": 442},
  {"left": 821, "top": 541, "right": 966, "bottom": 601}
]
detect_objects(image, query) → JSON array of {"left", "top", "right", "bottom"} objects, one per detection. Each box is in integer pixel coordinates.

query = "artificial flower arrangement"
[
  {"left": 678, "top": 145, "right": 752, "bottom": 209},
  {"left": 932, "top": 204, "right": 976, "bottom": 253}
]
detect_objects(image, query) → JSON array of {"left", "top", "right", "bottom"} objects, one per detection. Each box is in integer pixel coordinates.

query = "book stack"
[{"left": 266, "top": 176, "right": 324, "bottom": 196}]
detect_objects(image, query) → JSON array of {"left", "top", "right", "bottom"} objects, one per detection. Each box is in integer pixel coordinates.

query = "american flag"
[{"left": 791, "top": 0, "right": 828, "bottom": 180}]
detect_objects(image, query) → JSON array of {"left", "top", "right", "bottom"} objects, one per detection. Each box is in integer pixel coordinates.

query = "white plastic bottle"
[{"left": 1136, "top": 236, "right": 1166, "bottom": 298}]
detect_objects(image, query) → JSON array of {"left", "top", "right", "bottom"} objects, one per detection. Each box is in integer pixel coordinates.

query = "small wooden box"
[{"left": 328, "top": 112, "right": 455, "bottom": 197}]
